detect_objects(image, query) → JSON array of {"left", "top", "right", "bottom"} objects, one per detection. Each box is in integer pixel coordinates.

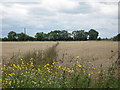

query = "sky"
[{"left": 0, "top": 0, "right": 119, "bottom": 38}]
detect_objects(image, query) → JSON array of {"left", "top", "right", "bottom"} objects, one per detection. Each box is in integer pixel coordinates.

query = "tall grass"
[{"left": 1, "top": 42, "right": 119, "bottom": 88}]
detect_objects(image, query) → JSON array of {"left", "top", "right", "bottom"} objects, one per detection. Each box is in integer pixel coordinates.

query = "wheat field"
[{"left": 1, "top": 41, "right": 118, "bottom": 68}]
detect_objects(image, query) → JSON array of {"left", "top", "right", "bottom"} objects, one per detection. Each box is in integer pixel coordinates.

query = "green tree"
[
  {"left": 26, "top": 36, "right": 35, "bottom": 41},
  {"left": 2, "top": 37, "right": 8, "bottom": 41},
  {"left": 59, "top": 30, "right": 72, "bottom": 41},
  {"left": 7, "top": 31, "right": 17, "bottom": 41},
  {"left": 48, "top": 30, "right": 61, "bottom": 41},
  {"left": 72, "top": 30, "right": 88, "bottom": 41},
  {"left": 35, "top": 32, "right": 47, "bottom": 41},
  {"left": 97, "top": 37, "right": 101, "bottom": 40},
  {"left": 88, "top": 29, "right": 99, "bottom": 40},
  {"left": 16, "top": 32, "right": 26, "bottom": 41},
  {"left": 112, "top": 34, "right": 120, "bottom": 41}
]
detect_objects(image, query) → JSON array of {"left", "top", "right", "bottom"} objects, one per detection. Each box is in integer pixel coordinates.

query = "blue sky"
[{"left": 0, "top": 0, "right": 119, "bottom": 38}]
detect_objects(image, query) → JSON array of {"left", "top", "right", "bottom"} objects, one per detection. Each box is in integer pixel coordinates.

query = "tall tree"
[
  {"left": 112, "top": 34, "right": 120, "bottom": 41},
  {"left": 88, "top": 29, "right": 99, "bottom": 40},
  {"left": 16, "top": 32, "right": 26, "bottom": 41},
  {"left": 59, "top": 30, "right": 71, "bottom": 41},
  {"left": 72, "top": 30, "right": 88, "bottom": 41},
  {"left": 7, "top": 31, "right": 17, "bottom": 41},
  {"left": 35, "top": 32, "right": 47, "bottom": 41},
  {"left": 48, "top": 30, "right": 61, "bottom": 41}
]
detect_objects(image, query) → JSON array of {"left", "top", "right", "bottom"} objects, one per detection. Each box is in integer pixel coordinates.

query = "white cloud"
[{"left": 0, "top": 0, "right": 118, "bottom": 38}]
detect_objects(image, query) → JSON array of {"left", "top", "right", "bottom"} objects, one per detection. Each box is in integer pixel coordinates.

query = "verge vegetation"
[{"left": 1, "top": 42, "right": 120, "bottom": 88}]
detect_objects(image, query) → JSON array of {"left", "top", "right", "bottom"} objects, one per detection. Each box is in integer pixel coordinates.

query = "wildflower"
[
  {"left": 40, "top": 81, "right": 43, "bottom": 83},
  {"left": 20, "top": 58, "right": 23, "bottom": 61},
  {"left": 30, "top": 58, "right": 34, "bottom": 60},
  {"left": 88, "top": 74, "right": 91, "bottom": 76},
  {"left": 13, "top": 64, "right": 17, "bottom": 68},
  {"left": 8, "top": 81, "right": 12, "bottom": 85},
  {"left": 8, "top": 73, "right": 15, "bottom": 76},
  {"left": 11, "top": 87, "right": 14, "bottom": 88},
  {"left": 82, "top": 69, "right": 86, "bottom": 73},
  {"left": 47, "top": 70, "right": 51, "bottom": 73},
  {"left": 93, "top": 68, "right": 96, "bottom": 70},
  {"left": 62, "top": 67, "right": 67, "bottom": 71},
  {"left": 22, "top": 61, "right": 24, "bottom": 65},
  {"left": 76, "top": 56, "right": 79, "bottom": 59},
  {"left": 46, "top": 64, "right": 50, "bottom": 66},
  {"left": 98, "top": 71, "right": 101, "bottom": 74},
  {"left": 52, "top": 62, "right": 56, "bottom": 65},
  {"left": 68, "top": 70, "right": 74, "bottom": 73},
  {"left": 38, "top": 68, "right": 41, "bottom": 71},
  {"left": 21, "top": 80, "right": 24, "bottom": 83},
  {"left": 57, "top": 65, "right": 61, "bottom": 69},
  {"left": 76, "top": 64, "right": 82, "bottom": 68},
  {"left": 4, "top": 65, "right": 6, "bottom": 67},
  {"left": 33, "top": 82, "right": 37, "bottom": 84}
]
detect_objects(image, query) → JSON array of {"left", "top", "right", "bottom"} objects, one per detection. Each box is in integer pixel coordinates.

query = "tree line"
[{"left": 2, "top": 29, "right": 100, "bottom": 41}]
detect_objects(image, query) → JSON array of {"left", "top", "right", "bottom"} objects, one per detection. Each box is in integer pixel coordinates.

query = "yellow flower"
[
  {"left": 77, "top": 64, "right": 82, "bottom": 68},
  {"left": 48, "top": 70, "right": 51, "bottom": 73},
  {"left": 11, "top": 87, "right": 14, "bottom": 88},
  {"left": 98, "top": 71, "right": 101, "bottom": 74},
  {"left": 30, "top": 58, "right": 34, "bottom": 60},
  {"left": 68, "top": 70, "right": 74, "bottom": 73},
  {"left": 82, "top": 69, "right": 86, "bottom": 73},
  {"left": 52, "top": 62, "right": 56, "bottom": 65},
  {"left": 76, "top": 56, "right": 79, "bottom": 59},
  {"left": 93, "top": 68, "right": 96, "bottom": 70},
  {"left": 22, "top": 61, "right": 24, "bottom": 65},
  {"left": 57, "top": 65, "right": 61, "bottom": 69},
  {"left": 46, "top": 64, "right": 50, "bottom": 66},
  {"left": 21, "top": 80, "right": 23, "bottom": 83},
  {"left": 88, "top": 74, "right": 91, "bottom": 76},
  {"left": 8, "top": 81, "right": 12, "bottom": 85},
  {"left": 40, "top": 81, "right": 43, "bottom": 83},
  {"left": 33, "top": 82, "right": 37, "bottom": 84},
  {"left": 4, "top": 65, "right": 6, "bottom": 67},
  {"left": 38, "top": 68, "right": 41, "bottom": 71},
  {"left": 9, "top": 73, "right": 15, "bottom": 76},
  {"left": 20, "top": 58, "right": 23, "bottom": 61},
  {"left": 62, "top": 67, "right": 67, "bottom": 71}
]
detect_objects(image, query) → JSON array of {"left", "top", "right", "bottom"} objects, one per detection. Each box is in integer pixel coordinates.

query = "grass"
[{"left": 1, "top": 42, "right": 120, "bottom": 88}]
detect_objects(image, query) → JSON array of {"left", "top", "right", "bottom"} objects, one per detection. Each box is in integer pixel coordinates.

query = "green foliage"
[
  {"left": 88, "top": 29, "right": 99, "bottom": 40},
  {"left": 112, "top": 34, "right": 120, "bottom": 41},
  {"left": 7, "top": 31, "right": 17, "bottom": 41},
  {"left": 17, "top": 32, "right": 34, "bottom": 41},
  {"left": 72, "top": 30, "right": 88, "bottom": 41},
  {"left": 2, "top": 37, "right": 8, "bottom": 41},
  {"left": 35, "top": 32, "right": 47, "bottom": 41}
]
